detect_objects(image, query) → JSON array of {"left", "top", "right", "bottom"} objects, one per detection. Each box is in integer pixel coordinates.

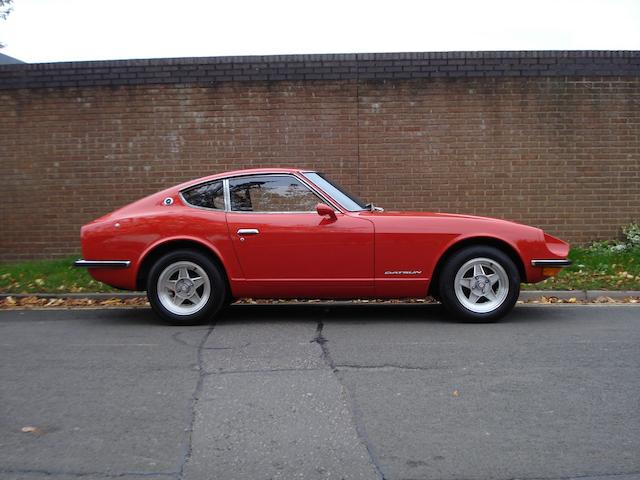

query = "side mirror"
[{"left": 316, "top": 203, "right": 337, "bottom": 220}]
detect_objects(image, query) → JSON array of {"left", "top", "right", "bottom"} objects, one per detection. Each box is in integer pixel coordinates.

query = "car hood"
[
  {"left": 356, "top": 210, "right": 544, "bottom": 239},
  {"left": 360, "top": 210, "right": 528, "bottom": 225}
]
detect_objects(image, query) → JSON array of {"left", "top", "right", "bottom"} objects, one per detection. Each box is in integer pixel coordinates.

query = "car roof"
[{"left": 171, "top": 168, "right": 316, "bottom": 191}]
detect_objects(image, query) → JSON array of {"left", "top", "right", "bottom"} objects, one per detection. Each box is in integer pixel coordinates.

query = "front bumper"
[
  {"left": 73, "top": 259, "right": 131, "bottom": 269},
  {"left": 531, "top": 259, "right": 572, "bottom": 267}
]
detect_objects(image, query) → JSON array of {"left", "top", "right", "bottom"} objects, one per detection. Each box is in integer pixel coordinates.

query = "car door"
[{"left": 225, "top": 174, "right": 374, "bottom": 298}]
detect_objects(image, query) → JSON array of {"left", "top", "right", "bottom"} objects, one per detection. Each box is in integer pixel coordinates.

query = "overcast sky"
[{"left": 1, "top": 0, "right": 639, "bottom": 63}]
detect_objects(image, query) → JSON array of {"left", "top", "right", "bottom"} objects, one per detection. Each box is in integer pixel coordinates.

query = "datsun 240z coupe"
[{"left": 75, "top": 168, "right": 571, "bottom": 324}]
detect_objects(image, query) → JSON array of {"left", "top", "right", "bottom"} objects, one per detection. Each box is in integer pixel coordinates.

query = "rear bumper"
[
  {"left": 531, "top": 259, "right": 572, "bottom": 267},
  {"left": 73, "top": 259, "right": 131, "bottom": 269}
]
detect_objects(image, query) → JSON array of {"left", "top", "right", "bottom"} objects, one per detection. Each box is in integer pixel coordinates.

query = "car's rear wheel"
[
  {"left": 147, "top": 249, "right": 227, "bottom": 325},
  {"left": 438, "top": 246, "right": 520, "bottom": 322}
]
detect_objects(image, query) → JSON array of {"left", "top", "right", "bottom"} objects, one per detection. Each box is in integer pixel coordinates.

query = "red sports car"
[{"left": 75, "top": 168, "right": 570, "bottom": 324}]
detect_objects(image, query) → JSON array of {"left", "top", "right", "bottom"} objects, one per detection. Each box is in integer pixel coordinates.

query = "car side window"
[
  {"left": 229, "top": 175, "right": 321, "bottom": 212},
  {"left": 182, "top": 180, "right": 225, "bottom": 210}
]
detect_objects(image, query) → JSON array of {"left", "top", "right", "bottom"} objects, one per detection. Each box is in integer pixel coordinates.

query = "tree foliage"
[
  {"left": 0, "top": 0, "right": 12, "bottom": 20},
  {"left": 0, "top": 0, "right": 13, "bottom": 48}
]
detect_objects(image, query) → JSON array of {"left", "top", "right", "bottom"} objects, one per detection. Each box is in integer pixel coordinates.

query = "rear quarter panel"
[{"left": 82, "top": 202, "right": 240, "bottom": 291}]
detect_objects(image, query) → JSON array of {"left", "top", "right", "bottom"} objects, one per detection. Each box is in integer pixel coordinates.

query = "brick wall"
[{"left": 1, "top": 51, "right": 639, "bottom": 260}]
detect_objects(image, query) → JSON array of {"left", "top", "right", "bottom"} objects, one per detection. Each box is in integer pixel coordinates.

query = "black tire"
[
  {"left": 438, "top": 246, "right": 520, "bottom": 322},
  {"left": 146, "top": 249, "right": 227, "bottom": 325}
]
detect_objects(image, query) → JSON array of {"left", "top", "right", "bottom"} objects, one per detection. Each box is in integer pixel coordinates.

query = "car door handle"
[{"left": 237, "top": 228, "right": 260, "bottom": 235}]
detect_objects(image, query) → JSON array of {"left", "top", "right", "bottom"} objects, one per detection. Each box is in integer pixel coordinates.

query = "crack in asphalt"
[
  {"left": 335, "top": 363, "right": 445, "bottom": 372},
  {"left": 3, "top": 325, "right": 218, "bottom": 480},
  {"left": 176, "top": 322, "right": 216, "bottom": 480},
  {"left": 0, "top": 467, "right": 176, "bottom": 478},
  {"left": 171, "top": 330, "right": 244, "bottom": 350},
  {"left": 311, "top": 319, "right": 388, "bottom": 480},
  {"left": 401, "top": 472, "right": 640, "bottom": 480},
  {"left": 202, "top": 366, "right": 324, "bottom": 375},
  {"left": 534, "top": 473, "right": 640, "bottom": 480}
]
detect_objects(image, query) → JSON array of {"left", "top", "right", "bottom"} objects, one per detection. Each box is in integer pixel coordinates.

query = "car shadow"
[
  {"left": 90, "top": 302, "right": 571, "bottom": 327},
  {"left": 218, "top": 303, "right": 564, "bottom": 326},
  {"left": 220, "top": 303, "right": 448, "bottom": 324},
  {"left": 87, "top": 307, "right": 164, "bottom": 326}
]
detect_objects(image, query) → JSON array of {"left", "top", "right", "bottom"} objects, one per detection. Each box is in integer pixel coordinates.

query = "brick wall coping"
[{"left": 1, "top": 50, "right": 639, "bottom": 89}]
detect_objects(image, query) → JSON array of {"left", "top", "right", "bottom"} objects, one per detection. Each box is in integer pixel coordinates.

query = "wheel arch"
[
  {"left": 135, "top": 238, "right": 231, "bottom": 297},
  {"left": 428, "top": 236, "right": 526, "bottom": 297}
]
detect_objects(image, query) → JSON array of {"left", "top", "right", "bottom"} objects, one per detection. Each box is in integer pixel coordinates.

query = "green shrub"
[{"left": 623, "top": 222, "right": 640, "bottom": 247}]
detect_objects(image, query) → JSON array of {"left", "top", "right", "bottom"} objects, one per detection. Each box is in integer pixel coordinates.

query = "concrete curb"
[
  {"left": 1, "top": 291, "right": 639, "bottom": 302},
  {"left": 519, "top": 290, "right": 640, "bottom": 301},
  {"left": 0, "top": 292, "right": 146, "bottom": 300}
]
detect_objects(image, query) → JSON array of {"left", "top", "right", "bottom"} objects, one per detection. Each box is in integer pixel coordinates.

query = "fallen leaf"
[
  {"left": 44, "top": 298, "right": 64, "bottom": 307},
  {"left": 21, "top": 426, "right": 44, "bottom": 435},
  {"left": 21, "top": 296, "right": 41, "bottom": 305},
  {"left": 101, "top": 298, "right": 124, "bottom": 305},
  {"left": 595, "top": 296, "right": 615, "bottom": 303}
]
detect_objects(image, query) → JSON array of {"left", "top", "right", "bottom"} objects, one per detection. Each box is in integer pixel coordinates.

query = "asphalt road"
[{"left": 1, "top": 304, "right": 639, "bottom": 480}]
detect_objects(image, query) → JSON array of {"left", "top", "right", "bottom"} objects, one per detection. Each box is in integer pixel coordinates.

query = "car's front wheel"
[
  {"left": 147, "top": 249, "right": 227, "bottom": 325},
  {"left": 438, "top": 246, "right": 520, "bottom": 322}
]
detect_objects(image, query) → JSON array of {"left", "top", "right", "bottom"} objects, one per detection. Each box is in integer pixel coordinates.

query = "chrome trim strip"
[
  {"left": 531, "top": 259, "right": 572, "bottom": 267},
  {"left": 237, "top": 228, "right": 259, "bottom": 235},
  {"left": 223, "top": 178, "right": 231, "bottom": 212},
  {"left": 73, "top": 259, "right": 131, "bottom": 269},
  {"left": 226, "top": 210, "right": 323, "bottom": 215}
]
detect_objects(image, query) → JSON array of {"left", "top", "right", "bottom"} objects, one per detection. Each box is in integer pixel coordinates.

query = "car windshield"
[{"left": 302, "top": 172, "right": 368, "bottom": 212}]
